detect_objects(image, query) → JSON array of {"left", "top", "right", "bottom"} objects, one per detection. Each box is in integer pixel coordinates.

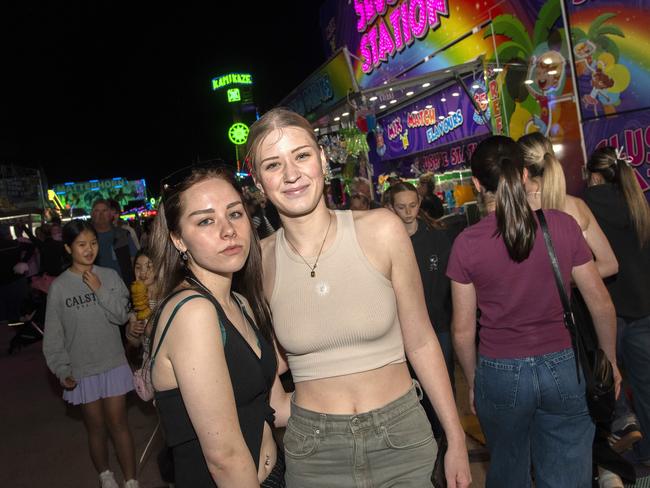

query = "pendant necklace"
[{"left": 284, "top": 213, "right": 332, "bottom": 278}]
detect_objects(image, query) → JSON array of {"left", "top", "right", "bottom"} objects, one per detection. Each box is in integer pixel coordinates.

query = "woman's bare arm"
[{"left": 161, "top": 294, "right": 259, "bottom": 487}]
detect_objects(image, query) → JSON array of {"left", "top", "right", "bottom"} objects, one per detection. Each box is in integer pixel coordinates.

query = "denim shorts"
[{"left": 283, "top": 380, "right": 437, "bottom": 488}]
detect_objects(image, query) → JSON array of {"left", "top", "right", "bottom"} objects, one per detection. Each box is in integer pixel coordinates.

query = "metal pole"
[{"left": 560, "top": 0, "right": 589, "bottom": 168}]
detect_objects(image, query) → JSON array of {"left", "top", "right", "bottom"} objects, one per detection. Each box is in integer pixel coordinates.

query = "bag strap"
[
  {"left": 150, "top": 294, "right": 205, "bottom": 366},
  {"left": 232, "top": 293, "right": 261, "bottom": 348},
  {"left": 535, "top": 209, "right": 582, "bottom": 382}
]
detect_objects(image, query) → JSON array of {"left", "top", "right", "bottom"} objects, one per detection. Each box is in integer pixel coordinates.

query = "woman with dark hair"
[
  {"left": 246, "top": 107, "right": 470, "bottom": 488},
  {"left": 449, "top": 136, "right": 620, "bottom": 487},
  {"left": 585, "top": 146, "right": 650, "bottom": 467},
  {"left": 147, "top": 163, "right": 287, "bottom": 487},
  {"left": 43, "top": 219, "right": 138, "bottom": 488}
]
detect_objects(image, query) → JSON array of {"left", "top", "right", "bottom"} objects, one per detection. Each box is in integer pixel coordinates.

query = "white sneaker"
[
  {"left": 99, "top": 470, "right": 120, "bottom": 488},
  {"left": 124, "top": 480, "right": 140, "bottom": 488},
  {"left": 598, "top": 467, "right": 624, "bottom": 488}
]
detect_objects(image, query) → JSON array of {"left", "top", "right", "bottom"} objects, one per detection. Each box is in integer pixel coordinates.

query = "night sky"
[{"left": 0, "top": 2, "right": 326, "bottom": 193}]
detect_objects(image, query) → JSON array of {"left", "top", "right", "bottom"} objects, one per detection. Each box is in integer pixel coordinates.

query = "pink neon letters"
[{"left": 356, "top": 0, "right": 449, "bottom": 74}]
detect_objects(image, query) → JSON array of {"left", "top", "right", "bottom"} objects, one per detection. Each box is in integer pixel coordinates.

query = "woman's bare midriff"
[
  {"left": 292, "top": 362, "right": 413, "bottom": 414},
  {"left": 258, "top": 422, "right": 277, "bottom": 483}
]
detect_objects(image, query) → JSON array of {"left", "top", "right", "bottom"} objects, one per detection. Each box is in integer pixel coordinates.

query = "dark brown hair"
[
  {"left": 386, "top": 181, "right": 445, "bottom": 230},
  {"left": 587, "top": 147, "right": 650, "bottom": 247},
  {"left": 149, "top": 165, "right": 273, "bottom": 343},
  {"left": 471, "top": 136, "right": 537, "bottom": 262}
]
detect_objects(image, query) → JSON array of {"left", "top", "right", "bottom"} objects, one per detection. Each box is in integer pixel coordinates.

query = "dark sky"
[{"left": 0, "top": 1, "right": 326, "bottom": 192}]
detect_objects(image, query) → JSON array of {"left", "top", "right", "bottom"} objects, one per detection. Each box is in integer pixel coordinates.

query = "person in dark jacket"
[
  {"left": 387, "top": 181, "right": 454, "bottom": 437},
  {"left": 91, "top": 199, "right": 137, "bottom": 286},
  {"left": 585, "top": 146, "right": 650, "bottom": 466}
]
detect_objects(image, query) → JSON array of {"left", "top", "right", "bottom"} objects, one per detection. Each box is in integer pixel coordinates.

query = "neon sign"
[
  {"left": 228, "top": 123, "right": 250, "bottom": 145},
  {"left": 407, "top": 108, "right": 437, "bottom": 128},
  {"left": 426, "top": 109, "right": 463, "bottom": 144},
  {"left": 227, "top": 88, "right": 241, "bottom": 102},
  {"left": 212, "top": 73, "right": 253, "bottom": 91},
  {"left": 354, "top": 0, "right": 449, "bottom": 74},
  {"left": 387, "top": 117, "right": 404, "bottom": 140}
]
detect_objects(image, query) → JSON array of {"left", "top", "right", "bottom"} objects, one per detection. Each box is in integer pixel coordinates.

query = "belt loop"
[
  {"left": 371, "top": 410, "right": 382, "bottom": 435},
  {"left": 413, "top": 379, "right": 423, "bottom": 400}
]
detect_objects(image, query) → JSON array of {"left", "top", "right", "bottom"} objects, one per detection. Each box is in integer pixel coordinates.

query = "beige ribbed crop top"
[{"left": 270, "top": 210, "right": 406, "bottom": 383}]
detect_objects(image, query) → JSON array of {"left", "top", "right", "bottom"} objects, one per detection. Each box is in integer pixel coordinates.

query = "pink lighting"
[
  {"left": 354, "top": 1, "right": 366, "bottom": 32},
  {"left": 409, "top": 0, "right": 427, "bottom": 39},
  {"left": 389, "top": 7, "right": 404, "bottom": 52},
  {"left": 377, "top": 18, "right": 396, "bottom": 61},
  {"left": 400, "top": 1, "right": 414, "bottom": 47},
  {"left": 356, "top": 0, "right": 450, "bottom": 74},
  {"left": 426, "top": 0, "right": 448, "bottom": 29}
]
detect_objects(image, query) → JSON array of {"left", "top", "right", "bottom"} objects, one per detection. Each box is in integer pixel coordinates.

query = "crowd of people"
[{"left": 1, "top": 107, "right": 648, "bottom": 488}]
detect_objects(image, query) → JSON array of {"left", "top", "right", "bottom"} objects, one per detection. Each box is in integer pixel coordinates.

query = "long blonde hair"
[
  {"left": 518, "top": 132, "right": 566, "bottom": 211},
  {"left": 588, "top": 147, "right": 650, "bottom": 247}
]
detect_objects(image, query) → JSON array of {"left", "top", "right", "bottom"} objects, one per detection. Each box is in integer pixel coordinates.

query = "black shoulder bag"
[{"left": 535, "top": 209, "right": 615, "bottom": 424}]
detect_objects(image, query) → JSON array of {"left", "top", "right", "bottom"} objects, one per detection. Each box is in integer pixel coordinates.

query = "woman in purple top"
[{"left": 448, "top": 136, "right": 621, "bottom": 487}]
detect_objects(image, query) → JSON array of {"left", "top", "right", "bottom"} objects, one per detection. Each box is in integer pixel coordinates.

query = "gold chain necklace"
[{"left": 284, "top": 213, "right": 332, "bottom": 278}]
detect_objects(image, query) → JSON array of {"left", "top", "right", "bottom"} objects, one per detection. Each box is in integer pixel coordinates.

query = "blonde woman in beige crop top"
[{"left": 246, "top": 108, "right": 471, "bottom": 488}]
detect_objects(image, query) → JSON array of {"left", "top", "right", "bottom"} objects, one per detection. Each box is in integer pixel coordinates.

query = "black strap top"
[{"left": 152, "top": 288, "right": 277, "bottom": 487}]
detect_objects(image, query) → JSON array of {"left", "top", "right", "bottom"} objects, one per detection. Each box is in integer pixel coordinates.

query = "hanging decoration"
[
  {"left": 356, "top": 115, "right": 369, "bottom": 133},
  {"left": 366, "top": 114, "right": 377, "bottom": 132},
  {"left": 319, "top": 134, "right": 348, "bottom": 165},
  {"left": 340, "top": 127, "right": 370, "bottom": 158}
]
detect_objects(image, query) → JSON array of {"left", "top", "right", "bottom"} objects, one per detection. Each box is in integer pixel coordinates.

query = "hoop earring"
[{"left": 180, "top": 251, "right": 188, "bottom": 261}]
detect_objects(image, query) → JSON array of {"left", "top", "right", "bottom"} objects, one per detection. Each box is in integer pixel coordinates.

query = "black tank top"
[{"left": 153, "top": 289, "right": 277, "bottom": 488}]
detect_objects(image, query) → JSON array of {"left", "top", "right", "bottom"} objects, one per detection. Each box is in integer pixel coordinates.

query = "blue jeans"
[
  {"left": 475, "top": 348, "right": 595, "bottom": 488},
  {"left": 621, "top": 314, "right": 650, "bottom": 462},
  {"left": 612, "top": 317, "right": 638, "bottom": 431}
]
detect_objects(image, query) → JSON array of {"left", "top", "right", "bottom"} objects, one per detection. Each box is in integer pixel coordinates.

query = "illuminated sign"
[
  {"left": 227, "top": 88, "right": 241, "bottom": 102},
  {"left": 407, "top": 108, "right": 437, "bottom": 128},
  {"left": 50, "top": 178, "right": 147, "bottom": 212},
  {"left": 426, "top": 109, "right": 463, "bottom": 144},
  {"left": 387, "top": 117, "right": 404, "bottom": 141},
  {"left": 212, "top": 73, "right": 253, "bottom": 91},
  {"left": 354, "top": 0, "right": 450, "bottom": 74},
  {"left": 228, "top": 123, "right": 250, "bottom": 145}
]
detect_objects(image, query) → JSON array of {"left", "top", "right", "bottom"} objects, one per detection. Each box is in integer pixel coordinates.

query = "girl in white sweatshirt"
[{"left": 43, "top": 219, "right": 138, "bottom": 488}]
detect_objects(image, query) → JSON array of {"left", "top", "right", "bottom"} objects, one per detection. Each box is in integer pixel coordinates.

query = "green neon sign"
[
  {"left": 227, "top": 88, "right": 241, "bottom": 103},
  {"left": 212, "top": 73, "right": 253, "bottom": 91},
  {"left": 228, "top": 123, "right": 249, "bottom": 145}
]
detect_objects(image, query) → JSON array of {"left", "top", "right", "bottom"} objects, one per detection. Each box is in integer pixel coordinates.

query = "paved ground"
[
  {"left": 1, "top": 325, "right": 165, "bottom": 488},
  {"left": 1, "top": 322, "right": 490, "bottom": 487}
]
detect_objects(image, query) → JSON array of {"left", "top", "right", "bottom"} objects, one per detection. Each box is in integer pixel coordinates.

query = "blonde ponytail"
[{"left": 519, "top": 132, "right": 567, "bottom": 211}]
